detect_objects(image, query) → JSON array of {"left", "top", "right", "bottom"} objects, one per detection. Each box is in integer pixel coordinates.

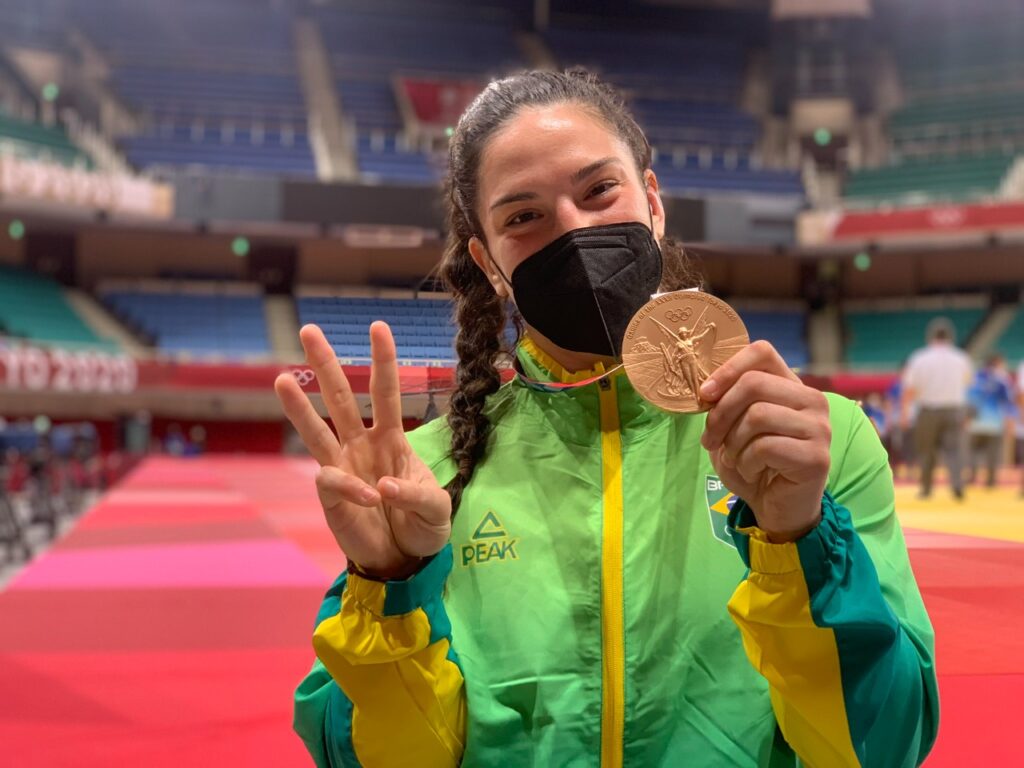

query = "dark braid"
[
  {"left": 440, "top": 68, "right": 700, "bottom": 518},
  {"left": 440, "top": 224, "right": 506, "bottom": 517}
]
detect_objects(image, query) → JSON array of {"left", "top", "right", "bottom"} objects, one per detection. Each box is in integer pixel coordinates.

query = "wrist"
[
  {"left": 762, "top": 514, "right": 821, "bottom": 544},
  {"left": 349, "top": 556, "right": 425, "bottom": 582}
]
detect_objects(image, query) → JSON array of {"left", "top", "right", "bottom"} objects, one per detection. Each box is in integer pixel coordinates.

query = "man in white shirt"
[{"left": 901, "top": 319, "right": 973, "bottom": 500}]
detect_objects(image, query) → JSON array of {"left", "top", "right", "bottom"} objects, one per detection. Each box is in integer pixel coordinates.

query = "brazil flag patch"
[{"left": 705, "top": 474, "right": 738, "bottom": 548}]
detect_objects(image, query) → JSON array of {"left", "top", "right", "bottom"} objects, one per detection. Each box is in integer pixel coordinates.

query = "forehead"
[{"left": 478, "top": 103, "right": 633, "bottom": 196}]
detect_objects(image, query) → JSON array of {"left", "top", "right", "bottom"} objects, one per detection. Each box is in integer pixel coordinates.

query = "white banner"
[
  {"left": 0, "top": 152, "right": 174, "bottom": 219},
  {"left": 773, "top": 0, "right": 871, "bottom": 18},
  {"left": 0, "top": 343, "right": 137, "bottom": 395}
]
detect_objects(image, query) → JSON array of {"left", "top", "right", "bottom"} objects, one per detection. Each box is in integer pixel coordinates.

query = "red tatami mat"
[
  {"left": 0, "top": 456, "right": 336, "bottom": 768},
  {"left": 0, "top": 456, "right": 1017, "bottom": 765}
]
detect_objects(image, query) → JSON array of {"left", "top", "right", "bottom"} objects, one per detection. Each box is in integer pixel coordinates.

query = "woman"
[{"left": 277, "top": 70, "right": 938, "bottom": 767}]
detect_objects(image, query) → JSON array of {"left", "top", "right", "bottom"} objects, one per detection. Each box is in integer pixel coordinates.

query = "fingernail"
[
  {"left": 359, "top": 486, "right": 378, "bottom": 503},
  {"left": 380, "top": 479, "right": 399, "bottom": 497},
  {"left": 700, "top": 379, "right": 718, "bottom": 399}
]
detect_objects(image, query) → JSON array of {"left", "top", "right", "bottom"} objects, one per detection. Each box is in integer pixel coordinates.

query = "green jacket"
[{"left": 294, "top": 338, "right": 939, "bottom": 767}]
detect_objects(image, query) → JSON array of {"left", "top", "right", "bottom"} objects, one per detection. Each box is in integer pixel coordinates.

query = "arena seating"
[
  {"left": 843, "top": 305, "right": 986, "bottom": 370},
  {"left": 317, "top": 5, "right": 523, "bottom": 78},
  {"left": 994, "top": 307, "right": 1024, "bottom": 366},
  {"left": 633, "top": 98, "right": 759, "bottom": 154},
  {"left": 0, "top": 266, "right": 114, "bottom": 350},
  {"left": 296, "top": 295, "right": 809, "bottom": 371},
  {"left": 542, "top": 26, "right": 746, "bottom": 103},
  {"left": 73, "top": 0, "right": 315, "bottom": 177},
  {"left": 737, "top": 309, "right": 808, "bottom": 371},
  {"left": 0, "top": 0, "right": 66, "bottom": 50},
  {"left": 843, "top": 1, "right": 1024, "bottom": 205},
  {"left": 885, "top": 0, "right": 1024, "bottom": 93},
  {"left": 297, "top": 296, "right": 456, "bottom": 363},
  {"left": 337, "top": 80, "right": 404, "bottom": 134},
  {"left": 355, "top": 135, "right": 441, "bottom": 186},
  {"left": 653, "top": 153, "right": 803, "bottom": 196},
  {"left": 100, "top": 285, "right": 270, "bottom": 358},
  {"left": 315, "top": 2, "right": 523, "bottom": 184},
  {"left": 0, "top": 113, "right": 90, "bottom": 168},
  {"left": 844, "top": 152, "right": 1015, "bottom": 205},
  {"left": 542, "top": 25, "right": 802, "bottom": 197},
  {"left": 890, "top": 91, "right": 1024, "bottom": 152}
]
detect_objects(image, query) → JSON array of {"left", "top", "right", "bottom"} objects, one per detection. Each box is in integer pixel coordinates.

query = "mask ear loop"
[{"left": 486, "top": 250, "right": 514, "bottom": 290}]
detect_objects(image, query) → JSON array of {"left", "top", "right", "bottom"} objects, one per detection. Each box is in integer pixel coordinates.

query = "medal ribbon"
[{"left": 512, "top": 357, "right": 625, "bottom": 392}]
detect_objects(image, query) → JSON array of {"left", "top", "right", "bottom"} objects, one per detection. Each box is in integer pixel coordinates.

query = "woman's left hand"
[{"left": 698, "top": 340, "right": 832, "bottom": 543}]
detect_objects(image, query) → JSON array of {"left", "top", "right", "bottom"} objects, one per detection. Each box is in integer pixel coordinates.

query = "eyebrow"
[{"left": 488, "top": 156, "right": 622, "bottom": 213}]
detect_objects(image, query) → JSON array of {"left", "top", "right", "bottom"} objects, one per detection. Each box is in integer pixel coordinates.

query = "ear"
[
  {"left": 644, "top": 169, "right": 666, "bottom": 242},
  {"left": 468, "top": 236, "right": 509, "bottom": 298}
]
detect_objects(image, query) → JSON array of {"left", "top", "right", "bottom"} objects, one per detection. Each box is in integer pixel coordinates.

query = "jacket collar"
[{"left": 513, "top": 336, "right": 667, "bottom": 437}]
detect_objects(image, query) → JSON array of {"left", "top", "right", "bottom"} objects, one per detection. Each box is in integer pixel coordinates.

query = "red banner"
[
  {"left": 400, "top": 77, "right": 483, "bottom": 127},
  {"left": 832, "top": 201, "right": 1024, "bottom": 241},
  {"left": 137, "top": 360, "right": 462, "bottom": 394},
  {"left": 0, "top": 343, "right": 462, "bottom": 395},
  {"left": 2, "top": 343, "right": 900, "bottom": 400}
]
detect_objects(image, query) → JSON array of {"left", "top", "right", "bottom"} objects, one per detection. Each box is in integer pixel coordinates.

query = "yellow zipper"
[{"left": 598, "top": 376, "right": 625, "bottom": 768}]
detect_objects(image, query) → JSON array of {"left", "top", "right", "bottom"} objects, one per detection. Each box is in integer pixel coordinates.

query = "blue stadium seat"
[
  {"left": 298, "top": 296, "right": 458, "bottom": 363},
  {"left": 101, "top": 289, "right": 270, "bottom": 358}
]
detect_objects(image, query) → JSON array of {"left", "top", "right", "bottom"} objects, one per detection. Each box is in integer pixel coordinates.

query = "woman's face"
[{"left": 468, "top": 102, "right": 665, "bottom": 300}]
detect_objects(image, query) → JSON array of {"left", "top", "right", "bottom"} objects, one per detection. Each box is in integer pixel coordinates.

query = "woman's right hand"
[{"left": 274, "top": 322, "right": 451, "bottom": 580}]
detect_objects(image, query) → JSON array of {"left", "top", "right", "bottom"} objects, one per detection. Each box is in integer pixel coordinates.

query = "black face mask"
[{"left": 490, "top": 221, "right": 663, "bottom": 358}]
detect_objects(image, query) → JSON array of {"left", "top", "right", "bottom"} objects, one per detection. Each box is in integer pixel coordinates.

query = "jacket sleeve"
[
  {"left": 726, "top": 394, "right": 939, "bottom": 768},
  {"left": 293, "top": 544, "right": 466, "bottom": 767}
]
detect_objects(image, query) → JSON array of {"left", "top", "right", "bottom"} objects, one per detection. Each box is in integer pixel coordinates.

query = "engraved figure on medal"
[{"left": 623, "top": 292, "right": 749, "bottom": 413}]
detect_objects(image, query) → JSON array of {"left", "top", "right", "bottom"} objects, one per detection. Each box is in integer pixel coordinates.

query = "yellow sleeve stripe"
[
  {"left": 728, "top": 538, "right": 861, "bottom": 767},
  {"left": 312, "top": 565, "right": 466, "bottom": 767}
]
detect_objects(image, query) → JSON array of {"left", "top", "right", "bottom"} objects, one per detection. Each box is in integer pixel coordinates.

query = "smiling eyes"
[{"left": 503, "top": 180, "right": 621, "bottom": 228}]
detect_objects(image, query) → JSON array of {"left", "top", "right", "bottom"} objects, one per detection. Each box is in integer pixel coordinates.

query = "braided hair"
[{"left": 440, "top": 69, "right": 701, "bottom": 517}]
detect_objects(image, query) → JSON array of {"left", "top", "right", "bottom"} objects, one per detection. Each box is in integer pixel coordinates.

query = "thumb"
[
  {"left": 378, "top": 475, "right": 452, "bottom": 524},
  {"left": 316, "top": 465, "right": 380, "bottom": 510}
]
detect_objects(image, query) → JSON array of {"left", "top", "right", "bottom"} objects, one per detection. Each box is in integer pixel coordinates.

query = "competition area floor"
[{"left": 0, "top": 456, "right": 1019, "bottom": 766}]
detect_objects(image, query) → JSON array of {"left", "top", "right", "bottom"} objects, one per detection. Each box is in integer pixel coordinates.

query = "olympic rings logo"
[
  {"left": 665, "top": 308, "right": 692, "bottom": 323},
  {"left": 291, "top": 368, "right": 316, "bottom": 387}
]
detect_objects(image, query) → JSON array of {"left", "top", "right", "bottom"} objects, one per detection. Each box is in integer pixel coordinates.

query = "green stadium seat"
[
  {"left": 0, "top": 266, "right": 116, "bottom": 350},
  {"left": 994, "top": 307, "right": 1024, "bottom": 366},
  {"left": 844, "top": 152, "right": 1014, "bottom": 205},
  {"left": 0, "top": 113, "right": 90, "bottom": 168},
  {"left": 843, "top": 306, "right": 985, "bottom": 370}
]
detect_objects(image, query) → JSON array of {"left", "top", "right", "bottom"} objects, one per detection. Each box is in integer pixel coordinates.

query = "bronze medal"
[{"left": 622, "top": 291, "right": 749, "bottom": 413}]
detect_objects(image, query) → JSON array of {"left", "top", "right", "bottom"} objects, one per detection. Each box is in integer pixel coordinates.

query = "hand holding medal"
[{"left": 624, "top": 292, "right": 832, "bottom": 544}]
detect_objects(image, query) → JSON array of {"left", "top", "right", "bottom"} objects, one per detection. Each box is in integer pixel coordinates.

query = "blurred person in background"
[
  {"left": 884, "top": 361, "right": 915, "bottom": 478},
  {"left": 118, "top": 410, "right": 152, "bottom": 456},
  {"left": 164, "top": 423, "right": 187, "bottom": 456},
  {"left": 862, "top": 391, "right": 886, "bottom": 436},
  {"left": 966, "top": 354, "right": 1016, "bottom": 488},
  {"left": 25, "top": 431, "right": 62, "bottom": 536},
  {"left": 185, "top": 425, "right": 207, "bottom": 456},
  {"left": 902, "top": 318, "right": 973, "bottom": 500},
  {"left": 0, "top": 446, "right": 31, "bottom": 563}
]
